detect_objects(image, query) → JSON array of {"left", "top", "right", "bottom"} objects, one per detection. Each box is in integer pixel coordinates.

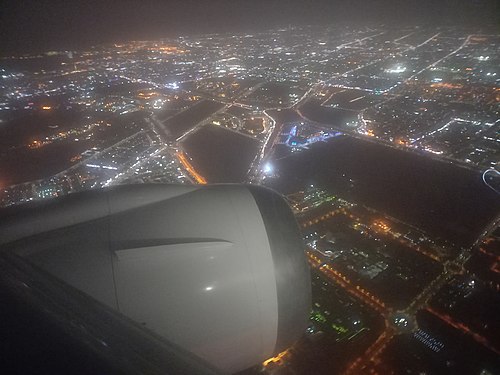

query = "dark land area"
[
  {"left": 265, "top": 135, "right": 500, "bottom": 247},
  {"left": 181, "top": 125, "right": 260, "bottom": 183}
]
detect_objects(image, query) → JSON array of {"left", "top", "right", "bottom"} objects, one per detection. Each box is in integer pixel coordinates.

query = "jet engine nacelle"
[{"left": 0, "top": 184, "right": 311, "bottom": 374}]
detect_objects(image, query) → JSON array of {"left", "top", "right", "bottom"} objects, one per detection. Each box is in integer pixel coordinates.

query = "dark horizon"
[{"left": 1, "top": 0, "right": 499, "bottom": 55}]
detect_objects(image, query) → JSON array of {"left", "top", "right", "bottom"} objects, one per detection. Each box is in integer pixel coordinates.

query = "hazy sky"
[{"left": 1, "top": 0, "right": 498, "bottom": 54}]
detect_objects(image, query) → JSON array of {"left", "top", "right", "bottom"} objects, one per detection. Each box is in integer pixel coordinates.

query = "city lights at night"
[{"left": 0, "top": 0, "right": 499, "bottom": 374}]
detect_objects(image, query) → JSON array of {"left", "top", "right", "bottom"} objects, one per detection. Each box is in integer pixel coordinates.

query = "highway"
[{"left": 176, "top": 151, "right": 207, "bottom": 184}]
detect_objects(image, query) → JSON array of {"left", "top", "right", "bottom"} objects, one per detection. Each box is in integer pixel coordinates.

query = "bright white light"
[
  {"left": 205, "top": 286, "right": 214, "bottom": 291},
  {"left": 386, "top": 66, "right": 406, "bottom": 74},
  {"left": 263, "top": 163, "right": 273, "bottom": 174},
  {"left": 166, "top": 82, "right": 179, "bottom": 89}
]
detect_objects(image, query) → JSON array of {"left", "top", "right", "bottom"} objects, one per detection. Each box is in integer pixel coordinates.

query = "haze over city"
[{"left": 1, "top": 0, "right": 499, "bottom": 54}]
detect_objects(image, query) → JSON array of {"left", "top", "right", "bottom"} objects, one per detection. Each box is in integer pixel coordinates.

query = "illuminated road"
[
  {"left": 335, "top": 32, "right": 386, "bottom": 50},
  {"left": 404, "top": 267, "right": 452, "bottom": 318},
  {"left": 302, "top": 206, "right": 442, "bottom": 261},
  {"left": 426, "top": 307, "right": 500, "bottom": 356},
  {"left": 306, "top": 251, "right": 389, "bottom": 315},
  {"left": 301, "top": 208, "right": 346, "bottom": 228},
  {"left": 175, "top": 104, "right": 230, "bottom": 142},
  {"left": 344, "top": 325, "right": 395, "bottom": 375},
  {"left": 369, "top": 220, "right": 441, "bottom": 262},
  {"left": 247, "top": 113, "right": 275, "bottom": 183},
  {"left": 176, "top": 151, "right": 207, "bottom": 184}
]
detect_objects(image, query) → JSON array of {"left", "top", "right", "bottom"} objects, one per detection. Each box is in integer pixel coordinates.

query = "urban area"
[{"left": 1, "top": 25, "right": 499, "bottom": 374}]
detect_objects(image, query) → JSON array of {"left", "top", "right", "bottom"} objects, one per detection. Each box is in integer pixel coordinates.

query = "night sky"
[{"left": 1, "top": 0, "right": 498, "bottom": 55}]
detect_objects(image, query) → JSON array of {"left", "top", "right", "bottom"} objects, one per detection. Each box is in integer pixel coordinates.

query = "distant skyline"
[{"left": 1, "top": 0, "right": 498, "bottom": 55}]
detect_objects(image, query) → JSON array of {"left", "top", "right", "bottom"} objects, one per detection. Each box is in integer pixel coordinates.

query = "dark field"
[
  {"left": 299, "top": 100, "right": 358, "bottom": 128},
  {"left": 181, "top": 125, "right": 260, "bottom": 183}
]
